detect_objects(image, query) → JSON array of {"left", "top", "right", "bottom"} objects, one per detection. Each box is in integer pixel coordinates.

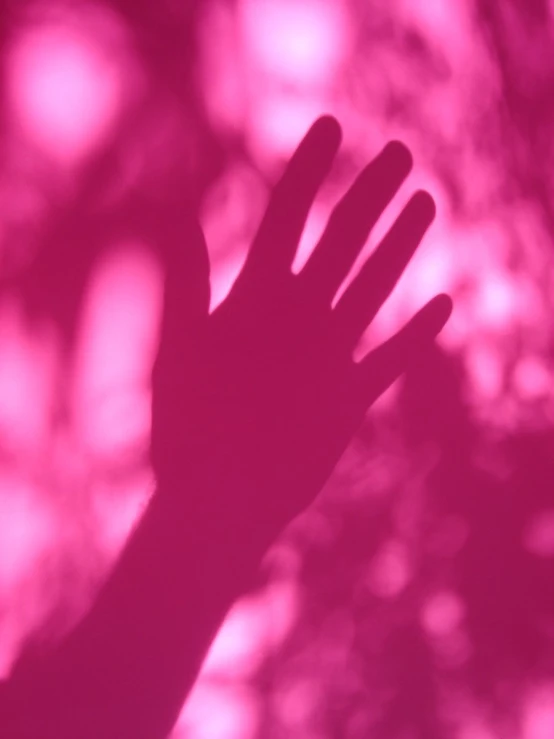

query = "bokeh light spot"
[
  {"left": 273, "top": 676, "right": 319, "bottom": 730},
  {"left": 177, "top": 683, "right": 259, "bottom": 739},
  {"left": 421, "top": 590, "right": 465, "bottom": 637},
  {"left": 465, "top": 342, "right": 503, "bottom": 401},
  {"left": 202, "top": 596, "right": 270, "bottom": 680},
  {"left": 0, "top": 301, "right": 58, "bottom": 454},
  {"left": 202, "top": 579, "right": 298, "bottom": 680},
  {"left": 474, "top": 270, "right": 519, "bottom": 331},
  {"left": 72, "top": 244, "right": 163, "bottom": 464},
  {"left": 7, "top": 10, "right": 127, "bottom": 165},
  {"left": 367, "top": 539, "right": 411, "bottom": 598},
  {"left": 239, "top": 0, "right": 351, "bottom": 85},
  {"left": 523, "top": 509, "right": 554, "bottom": 557},
  {"left": 0, "top": 473, "right": 55, "bottom": 596},
  {"left": 513, "top": 356, "right": 552, "bottom": 400},
  {"left": 523, "top": 683, "right": 554, "bottom": 739}
]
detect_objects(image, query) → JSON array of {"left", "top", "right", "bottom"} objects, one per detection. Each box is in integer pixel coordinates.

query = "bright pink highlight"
[
  {"left": 0, "top": 2, "right": 552, "bottom": 738},
  {"left": 7, "top": 13, "right": 126, "bottom": 165},
  {"left": 71, "top": 245, "right": 162, "bottom": 464},
  {"left": 367, "top": 539, "right": 411, "bottom": 598},
  {"left": 0, "top": 301, "right": 58, "bottom": 453},
  {"left": 239, "top": 0, "right": 350, "bottom": 85},
  {"left": 421, "top": 590, "right": 465, "bottom": 637}
]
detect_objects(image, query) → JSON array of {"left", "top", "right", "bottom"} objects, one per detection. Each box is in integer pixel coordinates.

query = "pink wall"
[{"left": 0, "top": 1, "right": 553, "bottom": 737}]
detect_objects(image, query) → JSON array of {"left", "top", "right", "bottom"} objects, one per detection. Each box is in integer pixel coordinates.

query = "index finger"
[{"left": 243, "top": 116, "right": 342, "bottom": 277}]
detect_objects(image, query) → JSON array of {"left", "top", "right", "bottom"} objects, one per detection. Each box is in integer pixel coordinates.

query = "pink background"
[{"left": 0, "top": 1, "right": 553, "bottom": 736}]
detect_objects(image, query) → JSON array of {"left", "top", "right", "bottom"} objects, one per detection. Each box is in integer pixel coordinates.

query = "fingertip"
[
  {"left": 413, "top": 190, "right": 436, "bottom": 221},
  {"left": 436, "top": 291, "right": 453, "bottom": 312},
  {"left": 433, "top": 292, "right": 453, "bottom": 316},
  {"left": 313, "top": 115, "right": 342, "bottom": 148},
  {"left": 422, "top": 293, "right": 453, "bottom": 335},
  {"left": 383, "top": 140, "right": 413, "bottom": 175}
]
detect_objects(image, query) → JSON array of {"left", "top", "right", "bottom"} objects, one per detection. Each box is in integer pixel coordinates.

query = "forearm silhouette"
[{"left": 0, "top": 116, "right": 451, "bottom": 738}]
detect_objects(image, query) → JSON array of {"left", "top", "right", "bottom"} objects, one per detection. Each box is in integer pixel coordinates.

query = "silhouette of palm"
[
  {"left": 152, "top": 116, "right": 452, "bottom": 539},
  {"left": 0, "top": 117, "right": 452, "bottom": 739}
]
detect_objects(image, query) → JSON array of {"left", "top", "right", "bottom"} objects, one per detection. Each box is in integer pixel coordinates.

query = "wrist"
[{"left": 152, "top": 466, "right": 277, "bottom": 571}]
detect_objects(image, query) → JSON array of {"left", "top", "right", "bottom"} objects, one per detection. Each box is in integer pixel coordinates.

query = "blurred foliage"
[{"left": 0, "top": 0, "right": 553, "bottom": 737}]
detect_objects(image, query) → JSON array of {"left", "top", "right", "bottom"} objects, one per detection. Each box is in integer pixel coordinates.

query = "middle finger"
[{"left": 297, "top": 141, "right": 413, "bottom": 302}]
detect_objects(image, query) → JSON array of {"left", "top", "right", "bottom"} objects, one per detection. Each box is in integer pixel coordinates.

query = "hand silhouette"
[
  {"left": 152, "top": 116, "right": 452, "bottom": 540},
  {"left": 0, "top": 117, "right": 452, "bottom": 739}
]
